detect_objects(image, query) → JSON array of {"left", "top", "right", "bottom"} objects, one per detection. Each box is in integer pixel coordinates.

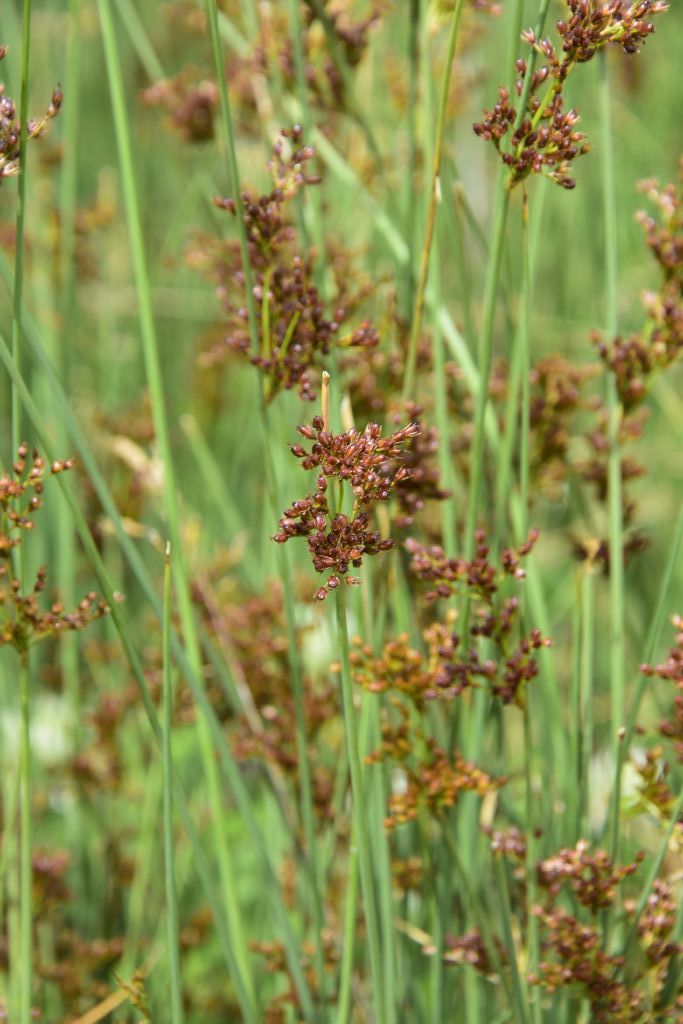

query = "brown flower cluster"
[
  {"left": 535, "top": 0, "right": 668, "bottom": 72},
  {"left": 477, "top": 832, "right": 681, "bottom": 1020},
  {"left": 404, "top": 530, "right": 549, "bottom": 707},
  {"left": 637, "top": 879, "right": 680, "bottom": 967},
  {"left": 536, "top": 839, "right": 642, "bottom": 912},
  {"left": 141, "top": 69, "right": 218, "bottom": 143},
  {"left": 352, "top": 623, "right": 463, "bottom": 704},
  {"left": 0, "top": 45, "right": 62, "bottom": 180},
  {"left": 352, "top": 608, "right": 547, "bottom": 708},
  {"left": 406, "top": 528, "right": 539, "bottom": 602},
  {"left": 474, "top": 74, "right": 589, "bottom": 190},
  {"left": 531, "top": 908, "right": 644, "bottom": 1022},
  {"left": 368, "top": 728, "right": 503, "bottom": 830},
  {"left": 530, "top": 842, "right": 681, "bottom": 1020},
  {"left": 274, "top": 416, "right": 419, "bottom": 599},
  {"left": 595, "top": 161, "right": 682, "bottom": 407},
  {"left": 642, "top": 614, "right": 683, "bottom": 763},
  {"left": 473, "top": 1, "right": 667, "bottom": 189},
  {"left": 0, "top": 445, "right": 107, "bottom": 653},
  {"left": 192, "top": 128, "right": 378, "bottom": 401}
]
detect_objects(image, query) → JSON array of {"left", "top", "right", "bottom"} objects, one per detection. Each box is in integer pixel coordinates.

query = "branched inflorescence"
[
  {"left": 0, "top": 45, "right": 62, "bottom": 181},
  {"left": 530, "top": 841, "right": 680, "bottom": 1021},
  {"left": 191, "top": 128, "right": 378, "bottom": 401},
  {"left": 595, "top": 160, "right": 682, "bottom": 407},
  {"left": 449, "top": 834, "right": 681, "bottom": 1020},
  {"left": 473, "top": 1, "right": 667, "bottom": 189},
  {"left": 367, "top": 724, "right": 503, "bottom": 831},
  {"left": 0, "top": 445, "right": 107, "bottom": 652},
  {"left": 274, "top": 416, "right": 419, "bottom": 599},
  {"left": 400, "top": 529, "right": 550, "bottom": 707}
]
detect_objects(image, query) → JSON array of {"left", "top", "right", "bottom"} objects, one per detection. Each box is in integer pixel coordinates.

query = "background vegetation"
[{"left": 0, "top": 0, "right": 682, "bottom": 1020}]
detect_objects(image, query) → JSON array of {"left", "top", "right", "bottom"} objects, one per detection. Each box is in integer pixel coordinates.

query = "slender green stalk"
[
  {"left": 10, "top": 0, "right": 32, "bottom": 455},
  {"left": 5, "top": 770, "right": 20, "bottom": 1022},
  {"left": 162, "top": 544, "right": 184, "bottom": 1024},
  {"left": 205, "top": 0, "right": 259, "bottom": 356},
  {"left": 494, "top": 855, "right": 530, "bottom": 1024},
  {"left": 334, "top": 828, "right": 359, "bottom": 1024},
  {"left": 271, "top": 504, "right": 329, "bottom": 1017},
  {"left": 579, "top": 561, "right": 596, "bottom": 840},
  {"left": 55, "top": 0, "right": 87, "bottom": 929},
  {"left": 518, "top": 193, "right": 531, "bottom": 542},
  {"left": 335, "top": 585, "right": 385, "bottom": 1023},
  {"left": 287, "top": 0, "right": 326, "bottom": 288},
  {"left": 18, "top": 652, "right": 31, "bottom": 1024},
  {"left": 463, "top": 182, "right": 510, "bottom": 554},
  {"left": 402, "top": 0, "right": 465, "bottom": 402},
  {"left": 523, "top": 703, "right": 541, "bottom": 1024},
  {"left": 600, "top": 51, "right": 625, "bottom": 867},
  {"left": 366, "top": 698, "right": 397, "bottom": 1024},
  {"left": 330, "top": 689, "right": 373, "bottom": 1023},
  {"left": 422, "top": 3, "right": 456, "bottom": 560},
  {"left": 405, "top": 0, "right": 420, "bottom": 321}
]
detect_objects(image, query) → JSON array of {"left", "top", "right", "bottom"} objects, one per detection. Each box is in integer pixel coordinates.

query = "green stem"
[
  {"left": 19, "top": 652, "right": 31, "bottom": 1024},
  {"left": 205, "top": 0, "right": 259, "bottom": 356},
  {"left": 405, "top": 0, "right": 420, "bottom": 321},
  {"left": 421, "top": 2, "right": 456, "bottom": 560},
  {"left": 402, "top": 0, "right": 465, "bottom": 402},
  {"left": 287, "top": 0, "right": 326, "bottom": 286},
  {"left": 335, "top": 585, "right": 385, "bottom": 1023},
  {"left": 462, "top": 183, "right": 510, "bottom": 576},
  {"left": 162, "top": 545, "right": 184, "bottom": 1024},
  {"left": 494, "top": 855, "right": 530, "bottom": 1024},
  {"left": 334, "top": 826, "right": 359, "bottom": 1024},
  {"left": 523, "top": 703, "right": 541, "bottom": 1024},
  {"left": 579, "top": 562, "right": 595, "bottom": 840},
  {"left": 600, "top": 51, "right": 625, "bottom": 868},
  {"left": 10, "top": 0, "right": 32, "bottom": 455},
  {"left": 518, "top": 193, "right": 531, "bottom": 542}
]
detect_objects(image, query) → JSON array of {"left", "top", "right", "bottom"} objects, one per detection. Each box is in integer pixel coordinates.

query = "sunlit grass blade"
[{"left": 162, "top": 543, "right": 184, "bottom": 1024}]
